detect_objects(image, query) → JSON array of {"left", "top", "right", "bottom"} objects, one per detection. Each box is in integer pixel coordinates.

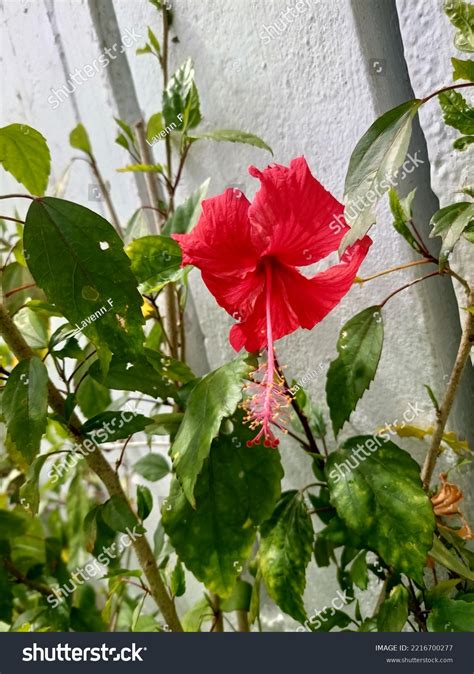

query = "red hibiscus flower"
[{"left": 173, "top": 157, "right": 371, "bottom": 446}]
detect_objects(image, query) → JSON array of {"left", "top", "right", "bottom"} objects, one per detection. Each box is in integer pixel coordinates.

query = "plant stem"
[
  {"left": 0, "top": 215, "right": 25, "bottom": 224},
  {"left": 301, "top": 482, "right": 327, "bottom": 492},
  {"left": 210, "top": 593, "right": 224, "bottom": 632},
  {"left": 4, "top": 283, "right": 36, "bottom": 298},
  {"left": 356, "top": 258, "right": 434, "bottom": 283},
  {"left": 380, "top": 271, "right": 440, "bottom": 308},
  {"left": 4, "top": 559, "right": 53, "bottom": 598},
  {"left": 421, "top": 82, "right": 474, "bottom": 105},
  {"left": 88, "top": 154, "right": 123, "bottom": 237},
  {"left": 0, "top": 301, "right": 183, "bottom": 632},
  {"left": 0, "top": 194, "right": 35, "bottom": 201},
  {"left": 134, "top": 121, "right": 179, "bottom": 358},
  {"left": 134, "top": 121, "right": 163, "bottom": 234},
  {"left": 236, "top": 610, "right": 250, "bottom": 632},
  {"left": 420, "top": 288, "right": 474, "bottom": 490},
  {"left": 161, "top": 5, "right": 173, "bottom": 212}
]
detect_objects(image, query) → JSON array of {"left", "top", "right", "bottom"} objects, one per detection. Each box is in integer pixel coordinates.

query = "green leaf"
[
  {"left": 163, "top": 58, "right": 201, "bottom": 129},
  {"left": 81, "top": 411, "right": 153, "bottom": 442},
  {"left": 445, "top": 0, "right": 474, "bottom": 52},
  {"left": 2, "top": 261, "right": 43, "bottom": 316},
  {"left": 117, "top": 163, "right": 163, "bottom": 173},
  {"left": 137, "top": 485, "right": 153, "bottom": 520},
  {"left": 425, "top": 578, "right": 462, "bottom": 607},
  {"left": 24, "top": 198, "right": 145, "bottom": 357},
  {"left": 89, "top": 353, "right": 177, "bottom": 400},
  {"left": 83, "top": 506, "right": 100, "bottom": 553},
  {"left": 66, "top": 467, "right": 90, "bottom": 566},
  {"left": 69, "top": 123, "right": 92, "bottom": 155},
  {"left": 163, "top": 424, "right": 283, "bottom": 597},
  {"left": 341, "top": 100, "right": 421, "bottom": 252},
  {"left": 189, "top": 129, "right": 273, "bottom": 155},
  {"left": 76, "top": 375, "right": 111, "bottom": 419},
  {"left": 429, "top": 536, "right": 474, "bottom": 581},
  {"left": 326, "top": 307, "right": 384, "bottom": 436},
  {"left": 463, "top": 220, "right": 474, "bottom": 241},
  {"left": 170, "top": 559, "right": 186, "bottom": 597},
  {"left": 19, "top": 454, "right": 49, "bottom": 515},
  {"left": 147, "top": 27, "right": 161, "bottom": 56},
  {"left": 70, "top": 585, "right": 107, "bottom": 632},
  {"left": 146, "top": 113, "right": 164, "bottom": 142},
  {"left": 326, "top": 436, "right": 435, "bottom": 584},
  {"left": 163, "top": 178, "right": 210, "bottom": 236},
  {"left": 308, "top": 608, "right": 353, "bottom": 632},
  {"left": 145, "top": 348, "right": 195, "bottom": 384},
  {"left": 260, "top": 491, "right": 313, "bottom": 624},
  {"left": 220, "top": 579, "right": 252, "bottom": 612},
  {"left": 136, "top": 44, "right": 153, "bottom": 56},
  {"left": 377, "top": 585, "right": 409, "bottom": 632},
  {"left": 388, "top": 188, "right": 422, "bottom": 253},
  {"left": 145, "top": 412, "right": 184, "bottom": 436},
  {"left": 125, "top": 235, "right": 182, "bottom": 291},
  {"left": 314, "top": 537, "right": 334, "bottom": 567},
  {"left": 101, "top": 495, "right": 139, "bottom": 534},
  {"left": 438, "top": 90, "right": 474, "bottom": 134},
  {"left": 181, "top": 596, "right": 212, "bottom": 632},
  {"left": 453, "top": 135, "right": 474, "bottom": 150},
  {"left": 0, "top": 124, "right": 51, "bottom": 195},
  {"left": 134, "top": 453, "right": 170, "bottom": 482},
  {"left": 3, "top": 357, "right": 48, "bottom": 462},
  {"left": 452, "top": 57, "right": 474, "bottom": 82},
  {"left": 318, "top": 515, "right": 361, "bottom": 548},
  {"left": 182, "top": 82, "right": 201, "bottom": 131},
  {"left": 13, "top": 307, "right": 49, "bottom": 350},
  {"left": 10, "top": 516, "right": 46, "bottom": 571},
  {"left": 0, "top": 510, "right": 30, "bottom": 537},
  {"left": 350, "top": 550, "right": 369, "bottom": 590},
  {"left": 170, "top": 357, "right": 252, "bottom": 506},
  {"left": 114, "top": 118, "right": 136, "bottom": 143},
  {"left": 429, "top": 202, "right": 474, "bottom": 267},
  {"left": 427, "top": 597, "right": 474, "bottom": 631}
]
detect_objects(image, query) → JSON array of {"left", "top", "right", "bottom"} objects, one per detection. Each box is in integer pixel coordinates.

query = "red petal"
[
  {"left": 229, "top": 236, "right": 371, "bottom": 352},
  {"left": 173, "top": 188, "right": 259, "bottom": 276},
  {"left": 201, "top": 267, "right": 264, "bottom": 323},
  {"left": 278, "top": 235, "right": 373, "bottom": 329},
  {"left": 248, "top": 157, "right": 349, "bottom": 266}
]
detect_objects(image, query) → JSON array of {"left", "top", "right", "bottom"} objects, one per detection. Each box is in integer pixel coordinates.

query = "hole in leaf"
[
  {"left": 99, "top": 241, "right": 110, "bottom": 250},
  {"left": 82, "top": 285, "right": 99, "bottom": 301}
]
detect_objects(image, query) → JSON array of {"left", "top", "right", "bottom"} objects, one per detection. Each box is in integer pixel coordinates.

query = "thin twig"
[
  {"left": 0, "top": 215, "right": 25, "bottom": 224},
  {"left": 4, "top": 559, "right": 53, "bottom": 598},
  {"left": 4, "top": 283, "right": 36, "bottom": 298},
  {"left": 380, "top": 271, "right": 440, "bottom": 308},
  {"left": 116, "top": 434, "right": 133, "bottom": 472},
  {"left": 88, "top": 154, "right": 123, "bottom": 237},
  {"left": 356, "top": 258, "right": 434, "bottom": 284},
  {"left": 422, "top": 82, "right": 474, "bottom": 105},
  {"left": 421, "top": 288, "right": 474, "bottom": 490},
  {"left": 0, "top": 194, "right": 35, "bottom": 201}
]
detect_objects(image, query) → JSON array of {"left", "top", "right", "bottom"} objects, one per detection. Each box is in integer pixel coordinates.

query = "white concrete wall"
[{"left": 1, "top": 0, "right": 472, "bottom": 630}]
